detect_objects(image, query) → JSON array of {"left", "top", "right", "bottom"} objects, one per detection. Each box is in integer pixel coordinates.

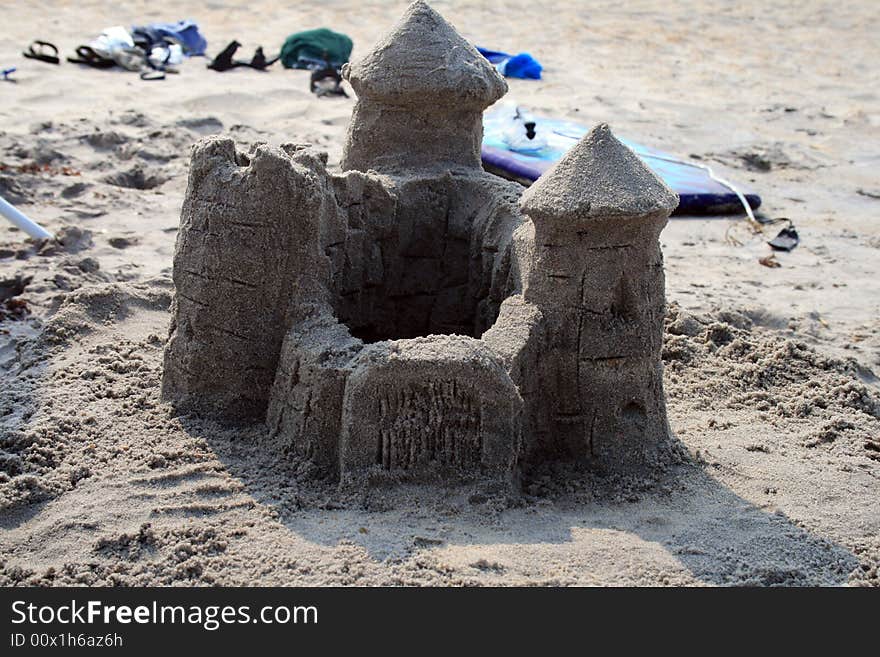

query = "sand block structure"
[{"left": 161, "top": 0, "right": 679, "bottom": 486}]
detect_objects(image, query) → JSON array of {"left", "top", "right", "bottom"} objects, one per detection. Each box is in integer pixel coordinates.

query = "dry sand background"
[{"left": 0, "top": 0, "right": 878, "bottom": 585}]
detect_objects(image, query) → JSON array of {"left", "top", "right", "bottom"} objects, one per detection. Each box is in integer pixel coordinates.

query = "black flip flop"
[
  {"left": 247, "top": 47, "right": 279, "bottom": 70},
  {"left": 768, "top": 224, "right": 799, "bottom": 252},
  {"left": 207, "top": 41, "right": 245, "bottom": 72},
  {"left": 67, "top": 45, "right": 116, "bottom": 69},
  {"left": 23, "top": 41, "right": 60, "bottom": 65}
]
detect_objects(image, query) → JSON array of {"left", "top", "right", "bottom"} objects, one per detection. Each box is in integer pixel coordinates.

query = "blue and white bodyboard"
[{"left": 482, "top": 111, "right": 761, "bottom": 215}]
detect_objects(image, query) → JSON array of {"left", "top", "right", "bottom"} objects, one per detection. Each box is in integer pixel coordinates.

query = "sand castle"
[{"left": 161, "top": 1, "right": 679, "bottom": 485}]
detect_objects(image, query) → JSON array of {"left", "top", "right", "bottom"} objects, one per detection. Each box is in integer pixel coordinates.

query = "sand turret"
[
  {"left": 518, "top": 123, "right": 679, "bottom": 466},
  {"left": 161, "top": 140, "right": 337, "bottom": 421},
  {"left": 341, "top": 0, "right": 507, "bottom": 173}
]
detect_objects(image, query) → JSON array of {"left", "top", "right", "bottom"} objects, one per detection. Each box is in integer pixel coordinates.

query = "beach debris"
[
  {"left": 0, "top": 273, "right": 31, "bottom": 301},
  {"left": 131, "top": 20, "right": 208, "bottom": 57},
  {"left": 310, "top": 65, "right": 347, "bottom": 97},
  {"left": 64, "top": 22, "right": 202, "bottom": 77},
  {"left": 500, "top": 105, "right": 548, "bottom": 152},
  {"left": 0, "top": 195, "right": 53, "bottom": 240},
  {"left": 0, "top": 162, "right": 81, "bottom": 176},
  {"left": 767, "top": 225, "right": 800, "bottom": 252},
  {"left": 0, "top": 296, "right": 29, "bottom": 321},
  {"left": 0, "top": 273, "right": 32, "bottom": 321},
  {"left": 207, "top": 41, "right": 279, "bottom": 72}
]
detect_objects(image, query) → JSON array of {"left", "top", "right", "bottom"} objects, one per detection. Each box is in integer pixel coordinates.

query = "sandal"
[
  {"left": 23, "top": 40, "right": 60, "bottom": 65},
  {"left": 67, "top": 45, "right": 116, "bottom": 69},
  {"left": 140, "top": 69, "right": 165, "bottom": 81},
  {"left": 207, "top": 41, "right": 245, "bottom": 72},
  {"left": 767, "top": 224, "right": 799, "bottom": 252},
  {"left": 247, "top": 47, "right": 279, "bottom": 70}
]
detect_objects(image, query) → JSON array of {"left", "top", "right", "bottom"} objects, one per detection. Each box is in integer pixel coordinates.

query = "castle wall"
[
  {"left": 338, "top": 335, "right": 521, "bottom": 481},
  {"left": 161, "top": 138, "right": 335, "bottom": 421},
  {"left": 264, "top": 169, "right": 528, "bottom": 481},
  {"left": 325, "top": 172, "right": 525, "bottom": 343},
  {"left": 266, "top": 308, "right": 363, "bottom": 471}
]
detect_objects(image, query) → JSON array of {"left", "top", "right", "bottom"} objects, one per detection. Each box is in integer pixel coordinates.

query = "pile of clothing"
[
  {"left": 279, "top": 28, "right": 352, "bottom": 71},
  {"left": 59, "top": 20, "right": 206, "bottom": 80}
]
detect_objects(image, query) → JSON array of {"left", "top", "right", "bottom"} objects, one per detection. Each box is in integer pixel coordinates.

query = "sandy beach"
[{"left": 1, "top": 0, "right": 878, "bottom": 586}]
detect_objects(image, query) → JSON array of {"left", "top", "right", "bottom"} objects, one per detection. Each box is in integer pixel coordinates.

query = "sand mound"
[
  {"left": 663, "top": 303, "right": 880, "bottom": 462},
  {"left": 1, "top": 282, "right": 171, "bottom": 514}
]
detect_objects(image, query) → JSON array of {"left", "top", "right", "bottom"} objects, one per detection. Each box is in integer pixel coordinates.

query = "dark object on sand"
[
  {"left": 0, "top": 297, "right": 30, "bottom": 321},
  {"left": 208, "top": 41, "right": 278, "bottom": 71},
  {"left": 248, "top": 47, "right": 279, "bottom": 70},
  {"left": 0, "top": 274, "right": 31, "bottom": 302},
  {"left": 207, "top": 41, "right": 242, "bottom": 71},
  {"left": 310, "top": 65, "right": 347, "bottom": 97},
  {"left": 23, "top": 41, "right": 60, "bottom": 65},
  {"left": 131, "top": 20, "right": 208, "bottom": 57},
  {"left": 67, "top": 45, "right": 116, "bottom": 69},
  {"left": 0, "top": 273, "right": 32, "bottom": 320},
  {"left": 768, "top": 224, "right": 799, "bottom": 252}
]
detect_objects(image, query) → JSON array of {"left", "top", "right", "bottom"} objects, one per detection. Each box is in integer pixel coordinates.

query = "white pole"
[{"left": 0, "top": 195, "right": 53, "bottom": 240}]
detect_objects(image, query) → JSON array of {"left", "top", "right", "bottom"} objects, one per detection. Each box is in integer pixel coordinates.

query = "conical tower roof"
[
  {"left": 520, "top": 124, "right": 679, "bottom": 223},
  {"left": 343, "top": 0, "right": 506, "bottom": 106}
]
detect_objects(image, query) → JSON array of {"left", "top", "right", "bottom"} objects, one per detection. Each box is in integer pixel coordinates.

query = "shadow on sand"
[{"left": 194, "top": 417, "right": 858, "bottom": 586}]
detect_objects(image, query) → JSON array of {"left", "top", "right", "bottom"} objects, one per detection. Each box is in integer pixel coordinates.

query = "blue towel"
[
  {"left": 138, "top": 20, "right": 207, "bottom": 56},
  {"left": 476, "top": 47, "right": 509, "bottom": 64},
  {"left": 477, "top": 47, "right": 542, "bottom": 80}
]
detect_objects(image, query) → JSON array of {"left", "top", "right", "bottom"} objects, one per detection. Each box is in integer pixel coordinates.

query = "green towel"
[{"left": 280, "top": 28, "right": 353, "bottom": 69}]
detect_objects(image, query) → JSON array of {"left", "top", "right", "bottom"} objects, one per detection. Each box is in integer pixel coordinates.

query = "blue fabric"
[
  {"left": 139, "top": 20, "right": 207, "bottom": 56},
  {"left": 476, "top": 47, "right": 509, "bottom": 64},
  {"left": 499, "top": 53, "right": 542, "bottom": 79},
  {"left": 476, "top": 46, "right": 542, "bottom": 79}
]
